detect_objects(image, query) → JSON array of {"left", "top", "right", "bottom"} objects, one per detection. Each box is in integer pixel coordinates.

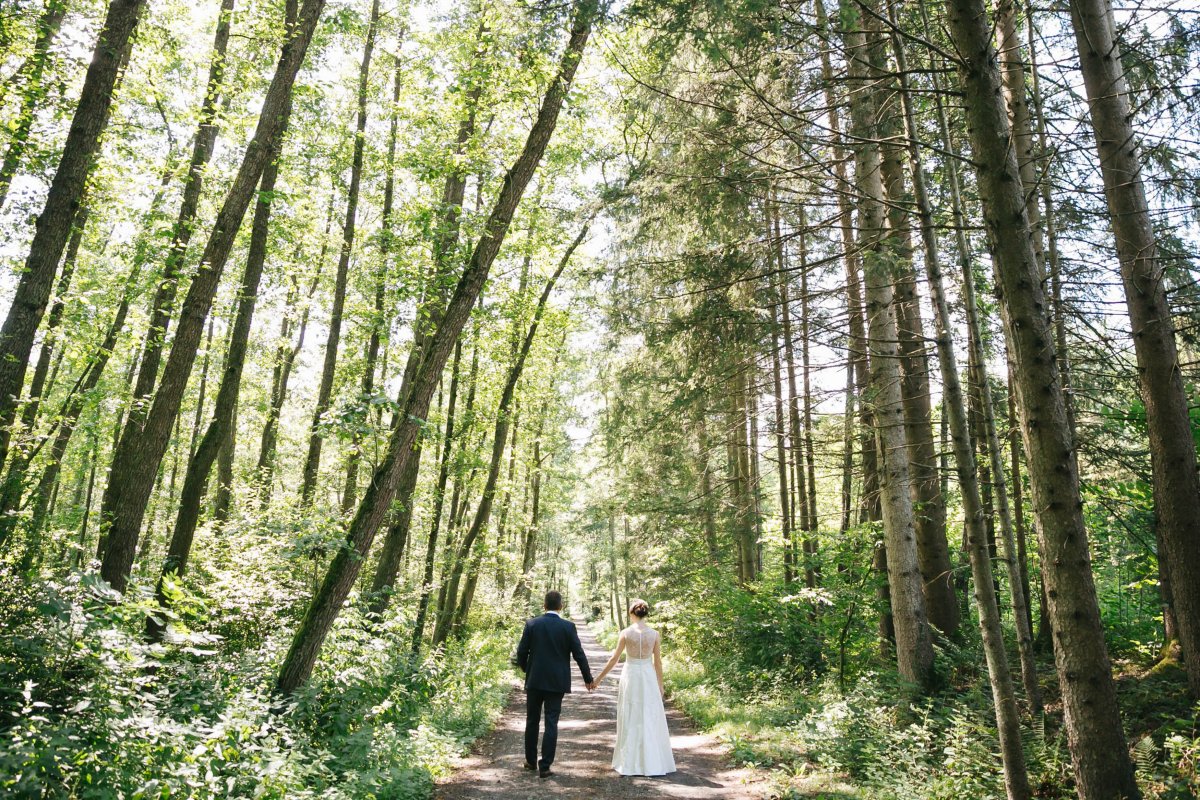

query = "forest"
[{"left": 0, "top": 0, "right": 1198, "bottom": 797}]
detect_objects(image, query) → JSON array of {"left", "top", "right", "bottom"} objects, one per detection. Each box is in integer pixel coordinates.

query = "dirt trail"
[{"left": 434, "top": 624, "right": 767, "bottom": 799}]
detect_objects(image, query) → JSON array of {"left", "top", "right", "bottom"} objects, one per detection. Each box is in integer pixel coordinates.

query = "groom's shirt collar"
[{"left": 544, "top": 610, "right": 561, "bottom": 617}]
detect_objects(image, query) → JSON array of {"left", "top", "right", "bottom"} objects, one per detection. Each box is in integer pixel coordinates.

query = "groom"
[{"left": 515, "top": 590, "right": 594, "bottom": 777}]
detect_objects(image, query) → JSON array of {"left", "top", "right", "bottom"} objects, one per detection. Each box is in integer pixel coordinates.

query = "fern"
[{"left": 1133, "top": 735, "right": 1159, "bottom": 780}]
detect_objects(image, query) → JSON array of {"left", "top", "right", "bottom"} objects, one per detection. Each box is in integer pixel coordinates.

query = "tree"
[
  {"left": 128, "top": 0, "right": 237, "bottom": 415},
  {"left": 98, "top": 0, "right": 328, "bottom": 593},
  {"left": 274, "top": 0, "right": 597, "bottom": 694},
  {"left": 0, "top": 0, "right": 67, "bottom": 209},
  {"left": 299, "top": 0, "right": 382, "bottom": 505},
  {"left": 1067, "top": 0, "right": 1200, "bottom": 698},
  {"left": 148, "top": 0, "right": 303, "bottom": 641},
  {"left": 841, "top": 0, "right": 934, "bottom": 692},
  {"left": 869, "top": 16, "right": 958, "bottom": 638},
  {"left": 432, "top": 223, "right": 586, "bottom": 644},
  {"left": 0, "top": 0, "right": 147, "bottom": 477},
  {"left": 885, "top": 3, "right": 1032, "bottom": 791},
  {"left": 945, "top": 0, "right": 1140, "bottom": 792}
]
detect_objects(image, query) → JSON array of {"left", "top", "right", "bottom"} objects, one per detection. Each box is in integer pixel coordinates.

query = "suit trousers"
[{"left": 524, "top": 688, "right": 564, "bottom": 769}]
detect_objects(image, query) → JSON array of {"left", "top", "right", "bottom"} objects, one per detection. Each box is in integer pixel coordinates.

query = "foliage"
[{"left": 0, "top": 570, "right": 513, "bottom": 799}]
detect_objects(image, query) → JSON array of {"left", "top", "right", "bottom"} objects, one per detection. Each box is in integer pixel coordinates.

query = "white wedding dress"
[{"left": 612, "top": 625, "right": 676, "bottom": 776}]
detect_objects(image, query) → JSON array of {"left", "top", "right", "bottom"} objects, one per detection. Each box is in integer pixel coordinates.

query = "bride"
[{"left": 590, "top": 599, "right": 676, "bottom": 777}]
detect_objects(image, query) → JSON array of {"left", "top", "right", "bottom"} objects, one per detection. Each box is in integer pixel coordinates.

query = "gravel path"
[{"left": 433, "top": 624, "right": 767, "bottom": 799}]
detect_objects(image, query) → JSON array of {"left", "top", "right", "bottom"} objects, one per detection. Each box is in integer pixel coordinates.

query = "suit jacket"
[{"left": 516, "top": 612, "right": 593, "bottom": 694}]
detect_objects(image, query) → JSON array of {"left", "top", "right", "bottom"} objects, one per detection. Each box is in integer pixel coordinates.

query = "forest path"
[{"left": 433, "top": 624, "right": 768, "bottom": 799}]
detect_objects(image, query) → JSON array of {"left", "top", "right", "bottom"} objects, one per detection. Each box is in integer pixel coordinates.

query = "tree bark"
[
  {"left": 945, "top": 0, "right": 1140, "bottom": 792},
  {"left": 98, "top": 0, "right": 327, "bottom": 593},
  {"left": 274, "top": 1, "right": 594, "bottom": 694}
]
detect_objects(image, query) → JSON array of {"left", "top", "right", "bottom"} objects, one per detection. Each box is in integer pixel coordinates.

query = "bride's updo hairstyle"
[{"left": 629, "top": 599, "right": 650, "bottom": 618}]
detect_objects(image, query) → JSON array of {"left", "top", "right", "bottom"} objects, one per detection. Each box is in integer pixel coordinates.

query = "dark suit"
[{"left": 516, "top": 612, "right": 593, "bottom": 770}]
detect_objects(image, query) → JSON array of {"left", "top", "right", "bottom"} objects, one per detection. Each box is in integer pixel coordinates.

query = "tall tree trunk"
[
  {"left": 300, "top": 0, "right": 381, "bottom": 505},
  {"left": 813, "top": 0, "right": 877, "bottom": 539},
  {"left": 1068, "top": 0, "right": 1200, "bottom": 698},
  {"left": 492, "top": 408, "right": 520, "bottom": 595},
  {"left": 769, "top": 200, "right": 803, "bottom": 576},
  {"left": 130, "top": 0, "right": 236, "bottom": 414},
  {"left": 1024, "top": 5, "right": 1075, "bottom": 439},
  {"left": 842, "top": 0, "right": 934, "bottom": 692},
  {"left": 728, "top": 363, "right": 758, "bottom": 585},
  {"left": 798, "top": 220, "right": 819, "bottom": 582},
  {"left": 945, "top": 0, "right": 1140, "bottom": 793},
  {"left": 695, "top": 404, "right": 720, "bottom": 563},
  {"left": 256, "top": 266, "right": 323, "bottom": 503},
  {"left": 274, "top": 2, "right": 594, "bottom": 694},
  {"left": 966, "top": 327, "right": 1041, "bottom": 710},
  {"left": 1007, "top": 368, "right": 1038, "bottom": 643},
  {"left": 767, "top": 244, "right": 793, "bottom": 585},
  {"left": 20, "top": 259, "right": 146, "bottom": 550},
  {"left": 870, "top": 23, "right": 958, "bottom": 638},
  {"left": 885, "top": 7, "right": 1033, "bottom": 792},
  {"left": 994, "top": 0, "right": 1049, "bottom": 275},
  {"left": 20, "top": 205, "right": 89, "bottom": 433},
  {"left": 403, "top": 347, "right": 460, "bottom": 642},
  {"left": 839, "top": 349, "right": 855, "bottom": 538},
  {"left": 516, "top": 429, "right": 545, "bottom": 601},
  {"left": 0, "top": 0, "right": 145, "bottom": 477},
  {"left": 345, "top": 50, "right": 404, "bottom": 517},
  {"left": 490, "top": 214, "right": 539, "bottom": 595},
  {"left": 213, "top": 407, "right": 235, "bottom": 521},
  {"left": 98, "top": 0, "right": 327, "bottom": 593},
  {"left": 748, "top": 381, "right": 763, "bottom": 574},
  {"left": 0, "top": 0, "right": 68, "bottom": 209}
]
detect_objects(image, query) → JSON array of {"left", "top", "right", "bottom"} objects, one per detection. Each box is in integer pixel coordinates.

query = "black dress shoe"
[
  {"left": 539, "top": 768, "right": 552, "bottom": 779},
  {"left": 523, "top": 761, "right": 536, "bottom": 771}
]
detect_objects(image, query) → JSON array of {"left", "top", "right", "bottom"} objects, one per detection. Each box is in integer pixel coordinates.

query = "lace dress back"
[{"left": 625, "top": 625, "right": 657, "bottom": 661}]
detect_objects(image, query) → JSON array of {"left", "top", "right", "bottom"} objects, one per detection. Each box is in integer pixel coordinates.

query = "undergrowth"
[{"left": 0, "top": 570, "right": 514, "bottom": 799}]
